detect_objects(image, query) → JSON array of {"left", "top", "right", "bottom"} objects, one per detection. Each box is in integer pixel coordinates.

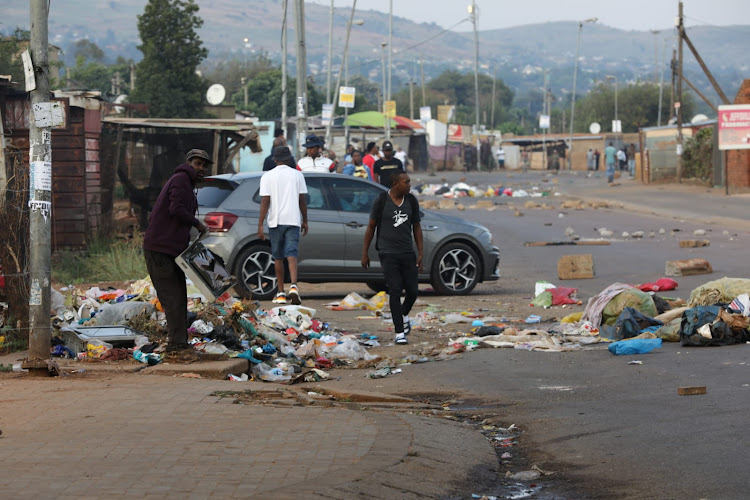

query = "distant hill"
[{"left": 3, "top": 0, "right": 749, "bottom": 106}]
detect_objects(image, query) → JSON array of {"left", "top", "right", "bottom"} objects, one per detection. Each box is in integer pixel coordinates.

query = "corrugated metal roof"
[{"left": 102, "top": 116, "right": 268, "bottom": 132}]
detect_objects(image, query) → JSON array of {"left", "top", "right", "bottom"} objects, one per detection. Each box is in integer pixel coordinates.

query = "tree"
[
  {"left": 130, "top": 0, "right": 208, "bottom": 118},
  {"left": 574, "top": 81, "right": 695, "bottom": 133},
  {"left": 230, "top": 68, "right": 324, "bottom": 121},
  {"left": 67, "top": 56, "right": 134, "bottom": 95},
  {"left": 72, "top": 39, "right": 105, "bottom": 64},
  {"left": 0, "top": 28, "right": 31, "bottom": 90}
]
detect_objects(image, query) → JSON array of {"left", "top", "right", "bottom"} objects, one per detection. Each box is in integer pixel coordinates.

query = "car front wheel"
[
  {"left": 235, "top": 244, "right": 277, "bottom": 301},
  {"left": 430, "top": 242, "right": 480, "bottom": 295}
]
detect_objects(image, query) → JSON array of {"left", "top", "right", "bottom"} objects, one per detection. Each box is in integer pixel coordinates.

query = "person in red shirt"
[{"left": 362, "top": 141, "right": 379, "bottom": 181}]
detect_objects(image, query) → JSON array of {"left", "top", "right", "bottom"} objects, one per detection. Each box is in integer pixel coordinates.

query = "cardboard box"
[{"left": 176, "top": 240, "right": 237, "bottom": 302}]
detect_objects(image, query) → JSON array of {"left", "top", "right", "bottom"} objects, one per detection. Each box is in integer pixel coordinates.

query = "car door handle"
[
  {"left": 346, "top": 221, "right": 365, "bottom": 228},
  {"left": 423, "top": 225, "right": 439, "bottom": 231}
]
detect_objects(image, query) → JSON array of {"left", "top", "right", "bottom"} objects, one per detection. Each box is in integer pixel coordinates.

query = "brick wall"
[{"left": 727, "top": 79, "right": 750, "bottom": 192}]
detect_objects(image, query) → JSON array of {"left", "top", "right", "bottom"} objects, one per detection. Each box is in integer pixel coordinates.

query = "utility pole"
[
  {"left": 657, "top": 37, "right": 666, "bottom": 127},
  {"left": 28, "top": 0, "right": 52, "bottom": 371},
  {"left": 490, "top": 70, "right": 496, "bottom": 129},
  {"left": 651, "top": 29, "right": 660, "bottom": 83},
  {"left": 326, "top": 0, "right": 333, "bottom": 105},
  {"left": 420, "top": 55, "right": 425, "bottom": 107},
  {"left": 241, "top": 77, "right": 248, "bottom": 106},
  {"left": 669, "top": 48, "right": 676, "bottom": 123},
  {"left": 469, "top": 1, "right": 480, "bottom": 171},
  {"left": 380, "top": 41, "right": 389, "bottom": 140},
  {"left": 294, "top": 0, "right": 308, "bottom": 155},
  {"left": 387, "top": 0, "right": 392, "bottom": 101},
  {"left": 281, "top": 0, "right": 288, "bottom": 137},
  {"left": 409, "top": 80, "right": 414, "bottom": 120},
  {"left": 676, "top": 1, "right": 684, "bottom": 183}
]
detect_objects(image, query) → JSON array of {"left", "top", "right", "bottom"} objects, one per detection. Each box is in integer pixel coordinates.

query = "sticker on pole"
[
  {"left": 321, "top": 104, "right": 333, "bottom": 126},
  {"left": 339, "top": 86, "right": 355, "bottom": 108},
  {"left": 32, "top": 102, "right": 65, "bottom": 128},
  {"left": 30, "top": 161, "right": 52, "bottom": 191},
  {"left": 419, "top": 106, "right": 432, "bottom": 123},
  {"left": 718, "top": 105, "right": 750, "bottom": 150}
]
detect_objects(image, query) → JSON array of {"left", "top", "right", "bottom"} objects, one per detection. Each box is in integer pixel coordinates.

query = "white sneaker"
[{"left": 395, "top": 332, "right": 408, "bottom": 344}]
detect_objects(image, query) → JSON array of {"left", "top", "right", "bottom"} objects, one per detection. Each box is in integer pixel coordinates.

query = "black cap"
[
  {"left": 186, "top": 149, "right": 213, "bottom": 164},
  {"left": 302, "top": 134, "right": 324, "bottom": 148},
  {"left": 382, "top": 140, "right": 393, "bottom": 151},
  {"left": 272, "top": 146, "right": 294, "bottom": 163}
]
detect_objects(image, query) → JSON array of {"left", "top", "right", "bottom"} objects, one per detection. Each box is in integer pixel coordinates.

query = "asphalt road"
[
  {"left": 317, "top": 170, "right": 750, "bottom": 498},
  {"left": 403, "top": 170, "right": 750, "bottom": 498}
]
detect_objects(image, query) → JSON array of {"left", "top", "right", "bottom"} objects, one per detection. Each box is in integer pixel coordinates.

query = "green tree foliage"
[
  {"left": 574, "top": 81, "right": 695, "bottom": 133},
  {"left": 231, "top": 68, "right": 324, "bottom": 121},
  {"left": 67, "top": 56, "right": 135, "bottom": 95},
  {"left": 202, "top": 53, "right": 275, "bottom": 99},
  {"left": 681, "top": 127, "right": 713, "bottom": 182},
  {"left": 346, "top": 74, "right": 380, "bottom": 113},
  {"left": 390, "top": 70, "right": 513, "bottom": 126},
  {"left": 0, "top": 28, "right": 31, "bottom": 89},
  {"left": 72, "top": 39, "right": 105, "bottom": 63},
  {"left": 130, "top": 0, "right": 208, "bottom": 118}
]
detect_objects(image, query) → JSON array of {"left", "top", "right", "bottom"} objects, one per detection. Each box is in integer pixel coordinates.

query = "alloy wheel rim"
[
  {"left": 242, "top": 250, "right": 277, "bottom": 295},
  {"left": 438, "top": 248, "right": 477, "bottom": 292}
]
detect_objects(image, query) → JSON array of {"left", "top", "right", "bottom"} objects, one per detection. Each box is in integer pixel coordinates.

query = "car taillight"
[{"left": 204, "top": 212, "right": 238, "bottom": 232}]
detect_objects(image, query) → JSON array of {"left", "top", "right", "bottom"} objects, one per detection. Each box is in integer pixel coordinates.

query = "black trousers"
[
  {"left": 144, "top": 249, "right": 188, "bottom": 345},
  {"left": 380, "top": 252, "right": 419, "bottom": 333}
]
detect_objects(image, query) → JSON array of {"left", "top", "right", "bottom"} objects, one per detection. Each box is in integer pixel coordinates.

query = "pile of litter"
[{"left": 415, "top": 182, "right": 553, "bottom": 199}]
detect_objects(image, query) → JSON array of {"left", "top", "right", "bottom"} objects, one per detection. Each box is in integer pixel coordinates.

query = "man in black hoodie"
[{"left": 143, "top": 149, "right": 210, "bottom": 359}]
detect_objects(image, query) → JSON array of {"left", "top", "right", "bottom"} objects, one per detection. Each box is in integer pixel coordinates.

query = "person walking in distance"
[
  {"left": 361, "top": 172, "right": 423, "bottom": 345},
  {"left": 604, "top": 141, "right": 617, "bottom": 184},
  {"left": 143, "top": 149, "right": 210, "bottom": 361},
  {"left": 586, "top": 148, "right": 594, "bottom": 171},
  {"left": 373, "top": 140, "right": 404, "bottom": 188},
  {"left": 594, "top": 149, "right": 601, "bottom": 171},
  {"left": 363, "top": 141, "right": 380, "bottom": 181},
  {"left": 627, "top": 143, "right": 636, "bottom": 178},
  {"left": 258, "top": 147, "right": 309, "bottom": 305},
  {"left": 394, "top": 145, "right": 408, "bottom": 171}
]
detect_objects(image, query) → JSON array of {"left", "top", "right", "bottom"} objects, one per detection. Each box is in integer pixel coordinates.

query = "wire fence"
[{"left": 1, "top": 146, "right": 31, "bottom": 348}]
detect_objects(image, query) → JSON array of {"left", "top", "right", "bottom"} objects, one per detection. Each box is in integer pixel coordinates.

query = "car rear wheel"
[
  {"left": 430, "top": 242, "right": 480, "bottom": 295},
  {"left": 235, "top": 244, "right": 277, "bottom": 301}
]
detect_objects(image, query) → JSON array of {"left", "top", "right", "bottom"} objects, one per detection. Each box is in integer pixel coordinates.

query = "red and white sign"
[{"left": 718, "top": 105, "right": 750, "bottom": 150}]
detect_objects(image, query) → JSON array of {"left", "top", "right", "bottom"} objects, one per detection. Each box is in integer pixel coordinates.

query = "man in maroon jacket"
[{"left": 143, "top": 149, "right": 210, "bottom": 360}]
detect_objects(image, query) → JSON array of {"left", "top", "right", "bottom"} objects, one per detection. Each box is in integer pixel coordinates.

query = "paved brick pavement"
[{"left": 0, "top": 373, "right": 498, "bottom": 498}]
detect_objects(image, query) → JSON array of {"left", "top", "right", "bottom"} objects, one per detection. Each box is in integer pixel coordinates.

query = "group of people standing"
[{"left": 589, "top": 143, "right": 636, "bottom": 183}]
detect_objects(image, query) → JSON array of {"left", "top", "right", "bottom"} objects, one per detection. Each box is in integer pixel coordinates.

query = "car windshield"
[{"left": 197, "top": 178, "right": 236, "bottom": 208}]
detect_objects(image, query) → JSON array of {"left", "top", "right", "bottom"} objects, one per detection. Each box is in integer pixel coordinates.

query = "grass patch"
[{"left": 52, "top": 232, "right": 147, "bottom": 285}]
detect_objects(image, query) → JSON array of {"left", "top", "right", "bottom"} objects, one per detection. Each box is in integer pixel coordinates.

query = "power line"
[{"left": 396, "top": 18, "right": 470, "bottom": 55}]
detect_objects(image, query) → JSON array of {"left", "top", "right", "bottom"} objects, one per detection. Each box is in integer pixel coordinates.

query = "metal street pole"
[
  {"left": 387, "top": 0, "right": 392, "bottom": 101},
  {"left": 607, "top": 75, "right": 618, "bottom": 138},
  {"left": 568, "top": 17, "right": 596, "bottom": 171},
  {"left": 294, "top": 0, "right": 308, "bottom": 155},
  {"left": 469, "top": 1, "right": 480, "bottom": 171},
  {"left": 325, "top": 2, "right": 360, "bottom": 148},
  {"left": 326, "top": 0, "right": 334, "bottom": 105},
  {"left": 381, "top": 41, "right": 390, "bottom": 140},
  {"left": 28, "top": 0, "right": 52, "bottom": 370},
  {"left": 420, "top": 55, "right": 425, "bottom": 107},
  {"left": 676, "top": 1, "right": 684, "bottom": 183},
  {"left": 281, "top": 0, "right": 288, "bottom": 137},
  {"left": 651, "top": 29, "right": 660, "bottom": 83},
  {"left": 657, "top": 37, "right": 666, "bottom": 127}
]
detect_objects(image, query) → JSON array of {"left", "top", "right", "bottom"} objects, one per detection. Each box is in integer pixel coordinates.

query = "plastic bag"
[
  {"left": 329, "top": 339, "right": 377, "bottom": 361},
  {"left": 87, "top": 340, "right": 112, "bottom": 358},
  {"left": 252, "top": 362, "right": 292, "bottom": 382},
  {"left": 608, "top": 338, "right": 662, "bottom": 355},
  {"left": 637, "top": 278, "right": 678, "bottom": 292},
  {"left": 534, "top": 281, "right": 556, "bottom": 296},
  {"left": 687, "top": 277, "right": 750, "bottom": 307},
  {"left": 549, "top": 286, "right": 579, "bottom": 305},
  {"left": 95, "top": 302, "right": 155, "bottom": 326},
  {"left": 531, "top": 292, "right": 552, "bottom": 307},
  {"left": 602, "top": 288, "right": 657, "bottom": 326}
]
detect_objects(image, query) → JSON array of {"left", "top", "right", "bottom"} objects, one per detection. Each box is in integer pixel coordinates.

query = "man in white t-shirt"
[
  {"left": 258, "top": 147, "right": 309, "bottom": 305},
  {"left": 296, "top": 134, "right": 335, "bottom": 173},
  {"left": 394, "top": 146, "right": 407, "bottom": 170}
]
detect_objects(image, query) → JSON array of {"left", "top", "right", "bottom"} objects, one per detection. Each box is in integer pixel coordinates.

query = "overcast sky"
[{"left": 320, "top": 0, "right": 747, "bottom": 32}]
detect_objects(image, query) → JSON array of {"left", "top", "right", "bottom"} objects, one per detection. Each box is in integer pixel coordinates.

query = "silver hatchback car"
[{"left": 197, "top": 172, "right": 499, "bottom": 300}]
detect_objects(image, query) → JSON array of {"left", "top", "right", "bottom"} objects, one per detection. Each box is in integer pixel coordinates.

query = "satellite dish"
[
  {"left": 589, "top": 122, "right": 601, "bottom": 134},
  {"left": 113, "top": 94, "right": 128, "bottom": 114},
  {"left": 206, "top": 84, "right": 226, "bottom": 105},
  {"left": 691, "top": 114, "right": 709, "bottom": 124}
]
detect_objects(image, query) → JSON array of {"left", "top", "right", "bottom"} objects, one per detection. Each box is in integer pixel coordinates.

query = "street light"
[
  {"left": 343, "top": 19, "right": 365, "bottom": 147},
  {"left": 567, "top": 17, "right": 597, "bottom": 170},
  {"left": 469, "top": 2, "right": 480, "bottom": 170},
  {"left": 243, "top": 37, "right": 250, "bottom": 69},
  {"left": 381, "top": 41, "right": 389, "bottom": 139},
  {"left": 606, "top": 75, "right": 619, "bottom": 138},
  {"left": 324, "top": 1, "right": 362, "bottom": 147}
]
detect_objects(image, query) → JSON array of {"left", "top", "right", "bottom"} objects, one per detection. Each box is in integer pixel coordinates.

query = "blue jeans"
[
  {"left": 268, "top": 225, "right": 300, "bottom": 260},
  {"left": 628, "top": 159, "right": 635, "bottom": 177},
  {"left": 606, "top": 162, "right": 615, "bottom": 183}
]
